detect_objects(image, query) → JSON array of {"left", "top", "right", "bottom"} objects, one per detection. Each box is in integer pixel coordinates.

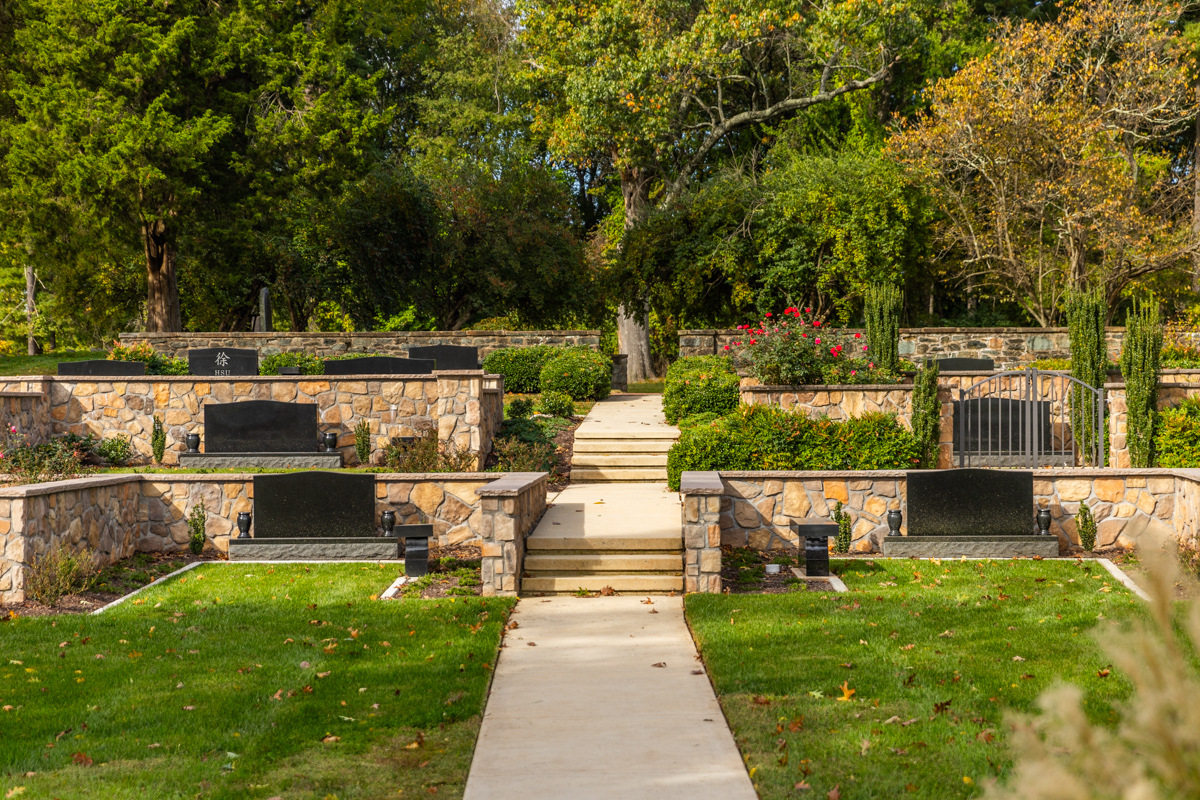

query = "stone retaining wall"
[
  {"left": 0, "top": 391, "right": 51, "bottom": 445},
  {"left": 119, "top": 330, "right": 601, "bottom": 361},
  {"left": 0, "top": 372, "right": 502, "bottom": 468},
  {"left": 0, "top": 471, "right": 548, "bottom": 603},
  {"left": 679, "top": 469, "right": 1193, "bottom": 591},
  {"left": 681, "top": 327, "right": 1200, "bottom": 368}
]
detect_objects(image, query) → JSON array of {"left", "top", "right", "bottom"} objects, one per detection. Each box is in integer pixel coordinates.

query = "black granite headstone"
[
  {"left": 408, "top": 345, "right": 479, "bottom": 370},
  {"left": 204, "top": 400, "right": 319, "bottom": 453},
  {"left": 188, "top": 347, "right": 258, "bottom": 377},
  {"left": 952, "top": 398, "right": 1052, "bottom": 453},
  {"left": 253, "top": 472, "right": 376, "bottom": 539},
  {"left": 322, "top": 356, "right": 436, "bottom": 375},
  {"left": 58, "top": 360, "right": 146, "bottom": 376},
  {"left": 906, "top": 468, "right": 1033, "bottom": 536},
  {"left": 936, "top": 357, "right": 995, "bottom": 371},
  {"left": 793, "top": 520, "right": 835, "bottom": 577}
]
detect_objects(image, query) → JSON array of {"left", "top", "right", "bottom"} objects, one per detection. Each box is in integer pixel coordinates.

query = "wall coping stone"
[
  {"left": 681, "top": 326, "right": 1135, "bottom": 335},
  {"left": 477, "top": 472, "right": 547, "bottom": 496},
  {"left": 0, "top": 390, "right": 45, "bottom": 397},
  {"left": 679, "top": 471, "right": 724, "bottom": 494},
  {"left": 711, "top": 468, "right": 1183, "bottom": 480},
  {"left": 0, "top": 471, "right": 523, "bottom": 496},
  {"left": 6, "top": 372, "right": 491, "bottom": 382},
  {"left": 742, "top": 383, "right": 912, "bottom": 392},
  {"left": 0, "top": 473, "right": 143, "bottom": 498},
  {"left": 120, "top": 330, "right": 599, "bottom": 339}
]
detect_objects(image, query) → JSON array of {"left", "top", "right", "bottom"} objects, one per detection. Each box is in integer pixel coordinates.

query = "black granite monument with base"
[
  {"left": 882, "top": 468, "right": 1058, "bottom": 557},
  {"left": 58, "top": 360, "right": 146, "bottom": 376},
  {"left": 322, "top": 356, "right": 435, "bottom": 375},
  {"left": 936, "top": 357, "right": 995, "bottom": 372},
  {"left": 228, "top": 472, "right": 424, "bottom": 561},
  {"left": 408, "top": 345, "right": 479, "bottom": 371},
  {"left": 188, "top": 347, "right": 258, "bottom": 377},
  {"left": 178, "top": 400, "right": 343, "bottom": 469}
]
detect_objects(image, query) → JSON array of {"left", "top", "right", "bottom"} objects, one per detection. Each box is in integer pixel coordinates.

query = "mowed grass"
[
  {"left": 0, "top": 350, "right": 105, "bottom": 376},
  {"left": 0, "top": 563, "right": 515, "bottom": 799},
  {"left": 686, "top": 558, "right": 1143, "bottom": 799}
]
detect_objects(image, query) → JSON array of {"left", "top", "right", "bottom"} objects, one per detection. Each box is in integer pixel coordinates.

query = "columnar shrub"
[
  {"left": 910, "top": 360, "right": 941, "bottom": 468},
  {"left": 666, "top": 405, "right": 922, "bottom": 490},
  {"left": 864, "top": 283, "right": 902, "bottom": 373},
  {"left": 188, "top": 503, "right": 206, "bottom": 555},
  {"left": 662, "top": 355, "right": 739, "bottom": 424},
  {"left": 1121, "top": 301, "right": 1163, "bottom": 468},
  {"left": 151, "top": 415, "right": 167, "bottom": 464},
  {"left": 1076, "top": 502, "right": 1097, "bottom": 551},
  {"left": 539, "top": 349, "right": 612, "bottom": 401},
  {"left": 1066, "top": 285, "right": 1107, "bottom": 465},
  {"left": 481, "top": 345, "right": 559, "bottom": 393},
  {"left": 354, "top": 419, "right": 371, "bottom": 465},
  {"left": 832, "top": 501, "right": 852, "bottom": 553}
]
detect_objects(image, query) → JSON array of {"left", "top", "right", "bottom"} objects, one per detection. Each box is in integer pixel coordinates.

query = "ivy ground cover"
[
  {"left": 686, "top": 558, "right": 1141, "bottom": 799},
  {"left": 0, "top": 563, "right": 515, "bottom": 799}
]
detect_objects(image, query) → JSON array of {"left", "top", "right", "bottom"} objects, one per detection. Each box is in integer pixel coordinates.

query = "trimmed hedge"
[
  {"left": 259, "top": 352, "right": 324, "bottom": 375},
  {"left": 666, "top": 405, "right": 923, "bottom": 490},
  {"left": 1155, "top": 397, "right": 1200, "bottom": 467},
  {"left": 539, "top": 349, "right": 612, "bottom": 401},
  {"left": 663, "top": 355, "right": 739, "bottom": 424},
  {"left": 108, "top": 342, "right": 187, "bottom": 375},
  {"left": 482, "top": 345, "right": 560, "bottom": 393}
]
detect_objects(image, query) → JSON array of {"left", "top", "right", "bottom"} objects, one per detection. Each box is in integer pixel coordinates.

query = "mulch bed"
[
  {"left": 0, "top": 550, "right": 221, "bottom": 618},
  {"left": 720, "top": 545, "right": 831, "bottom": 594},
  {"left": 398, "top": 541, "right": 484, "bottom": 599},
  {"left": 550, "top": 417, "right": 580, "bottom": 486}
]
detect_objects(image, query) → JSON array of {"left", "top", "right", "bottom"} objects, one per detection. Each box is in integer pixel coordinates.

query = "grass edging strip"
[
  {"left": 1096, "top": 557, "right": 1151, "bottom": 600},
  {"left": 90, "top": 560, "right": 205, "bottom": 615}
]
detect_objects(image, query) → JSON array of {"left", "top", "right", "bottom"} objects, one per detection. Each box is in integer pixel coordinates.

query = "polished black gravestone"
[
  {"left": 408, "top": 345, "right": 479, "bottom": 371},
  {"left": 58, "top": 360, "right": 146, "bottom": 376},
  {"left": 952, "top": 398, "right": 1053, "bottom": 455},
  {"left": 322, "top": 356, "right": 436, "bottom": 375},
  {"left": 883, "top": 468, "right": 1058, "bottom": 557},
  {"left": 178, "top": 400, "right": 342, "bottom": 469},
  {"left": 228, "top": 472, "right": 397, "bottom": 560},
  {"left": 188, "top": 347, "right": 258, "bottom": 377},
  {"left": 792, "top": 520, "right": 835, "bottom": 578},
  {"left": 936, "top": 357, "right": 995, "bottom": 371}
]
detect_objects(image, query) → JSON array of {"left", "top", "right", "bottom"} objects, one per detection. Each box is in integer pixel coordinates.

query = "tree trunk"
[
  {"left": 619, "top": 167, "right": 654, "bottom": 382},
  {"left": 143, "top": 218, "right": 182, "bottom": 332},
  {"left": 24, "top": 263, "right": 39, "bottom": 355}
]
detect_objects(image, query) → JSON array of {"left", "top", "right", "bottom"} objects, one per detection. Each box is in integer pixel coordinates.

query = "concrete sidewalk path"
[{"left": 462, "top": 596, "right": 756, "bottom": 800}]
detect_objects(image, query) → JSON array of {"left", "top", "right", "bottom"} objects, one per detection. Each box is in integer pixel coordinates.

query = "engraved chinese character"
[{"left": 216, "top": 351, "right": 230, "bottom": 367}]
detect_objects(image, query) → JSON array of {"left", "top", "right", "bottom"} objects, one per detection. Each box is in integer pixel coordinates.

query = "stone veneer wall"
[
  {"left": 0, "top": 391, "right": 51, "bottom": 445},
  {"left": 681, "top": 327, "right": 1200, "bottom": 368},
  {"left": 679, "top": 469, "right": 1190, "bottom": 592},
  {"left": 118, "top": 330, "right": 601, "bottom": 361},
  {"left": 0, "top": 372, "right": 502, "bottom": 468},
  {"left": 0, "top": 471, "right": 548, "bottom": 603},
  {"left": 475, "top": 472, "right": 548, "bottom": 596}
]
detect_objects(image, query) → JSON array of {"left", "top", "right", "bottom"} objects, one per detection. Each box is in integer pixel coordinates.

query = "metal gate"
[{"left": 955, "top": 368, "right": 1104, "bottom": 468}]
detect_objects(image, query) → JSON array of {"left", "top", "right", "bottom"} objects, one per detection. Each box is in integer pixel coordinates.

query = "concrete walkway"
[
  {"left": 462, "top": 596, "right": 756, "bottom": 800},
  {"left": 572, "top": 394, "right": 679, "bottom": 482}
]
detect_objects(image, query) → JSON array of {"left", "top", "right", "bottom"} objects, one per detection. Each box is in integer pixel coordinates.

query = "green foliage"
[
  {"left": 95, "top": 435, "right": 133, "bottom": 466},
  {"left": 666, "top": 405, "right": 922, "bottom": 490},
  {"left": 662, "top": 355, "right": 739, "bottom": 425},
  {"left": 677, "top": 412, "right": 721, "bottom": 430},
  {"left": 1067, "top": 286, "right": 1107, "bottom": 465},
  {"left": 151, "top": 415, "right": 166, "bottom": 464},
  {"left": 188, "top": 502, "right": 206, "bottom": 556},
  {"left": 539, "top": 350, "right": 611, "bottom": 401},
  {"left": 107, "top": 342, "right": 187, "bottom": 375},
  {"left": 483, "top": 345, "right": 560, "bottom": 394},
  {"left": 24, "top": 544, "right": 95, "bottom": 607},
  {"left": 1159, "top": 342, "right": 1200, "bottom": 369},
  {"left": 538, "top": 390, "right": 576, "bottom": 418},
  {"left": 1153, "top": 397, "right": 1200, "bottom": 468},
  {"left": 506, "top": 398, "right": 535, "bottom": 421},
  {"left": 1121, "top": 301, "right": 1163, "bottom": 468},
  {"left": 831, "top": 501, "right": 852, "bottom": 554},
  {"left": 735, "top": 308, "right": 899, "bottom": 386},
  {"left": 354, "top": 420, "right": 372, "bottom": 466},
  {"left": 258, "top": 352, "right": 324, "bottom": 376},
  {"left": 384, "top": 430, "right": 477, "bottom": 474},
  {"left": 910, "top": 361, "right": 941, "bottom": 468},
  {"left": 489, "top": 416, "right": 571, "bottom": 480},
  {"left": 1076, "top": 503, "right": 1096, "bottom": 551},
  {"left": 1, "top": 428, "right": 91, "bottom": 483},
  {"left": 863, "top": 284, "right": 902, "bottom": 373}
]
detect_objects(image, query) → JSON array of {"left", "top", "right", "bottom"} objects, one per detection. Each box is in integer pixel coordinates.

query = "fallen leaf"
[
  {"left": 690, "top": 669, "right": 704, "bottom": 675},
  {"left": 322, "top": 736, "right": 340, "bottom": 744},
  {"left": 652, "top": 662, "right": 667, "bottom": 668},
  {"left": 753, "top": 695, "right": 771, "bottom": 705},
  {"left": 883, "top": 715, "right": 902, "bottom": 725},
  {"left": 977, "top": 729, "right": 996, "bottom": 743},
  {"left": 147, "top": 743, "right": 161, "bottom": 749},
  {"left": 859, "top": 738, "right": 871, "bottom": 756},
  {"left": 1021, "top": 673, "right": 1035, "bottom": 680},
  {"left": 527, "top": 642, "right": 537, "bottom": 647},
  {"left": 641, "top": 598, "right": 654, "bottom": 604},
  {"left": 1012, "top": 655, "right": 1026, "bottom": 662},
  {"left": 404, "top": 732, "right": 424, "bottom": 750},
  {"left": 271, "top": 690, "right": 283, "bottom": 701},
  {"left": 795, "top": 780, "right": 811, "bottom": 790},
  {"left": 71, "top": 752, "right": 93, "bottom": 766},
  {"left": 839, "top": 662, "right": 854, "bottom": 669},
  {"left": 5, "top": 787, "right": 25, "bottom": 798},
  {"left": 905, "top": 783, "right": 917, "bottom": 793},
  {"left": 837, "top": 681, "right": 855, "bottom": 702},
  {"left": 317, "top": 672, "right": 331, "bottom": 679},
  {"left": 827, "top": 786, "right": 841, "bottom": 800},
  {"left": 901, "top": 643, "right": 915, "bottom": 650},
  {"left": 933, "top": 700, "right": 952, "bottom": 714},
  {"left": 599, "top": 586, "right": 616, "bottom": 596},
  {"left": 1098, "top": 668, "right": 1111, "bottom": 678},
  {"left": 300, "top": 661, "right": 311, "bottom": 669},
  {"left": 938, "top": 630, "right": 954, "bottom": 638}
]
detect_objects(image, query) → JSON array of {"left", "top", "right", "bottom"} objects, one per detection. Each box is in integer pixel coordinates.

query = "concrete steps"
[
  {"left": 570, "top": 466, "right": 669, "bottom": 482},
  {"left": 569, "top": 395, "right": 678, "bottom": 483},
  {"left": 525, "top": 552, "right": 683, "bottom": 572},
  {"left": 522, "top": 573, "right": 684, "bottom": 594}
]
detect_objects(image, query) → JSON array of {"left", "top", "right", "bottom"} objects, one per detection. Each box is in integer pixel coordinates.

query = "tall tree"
[
  {"left": 891, "top": 0, "right": 1198, "bottom": 325},
  {"left": 522, "top": 0, "right": 925, "bottom": 379}
]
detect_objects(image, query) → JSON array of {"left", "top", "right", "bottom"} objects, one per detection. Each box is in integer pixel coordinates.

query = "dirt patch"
[
  {"left": 1, "top": 549, "right": 222, "bottom": 617},
  {"left": 720, "top": 545, "right": 830, "bottom": 594},
  {"left": 399, "top": 541, "right": 483, "bottom": 599},
  {"left": 551, "top": 418, "right": 580, "bottom": 485}
]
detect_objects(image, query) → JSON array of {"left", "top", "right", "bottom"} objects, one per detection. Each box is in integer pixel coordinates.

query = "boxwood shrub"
[
  {"left": 482, "top": 345, "right": 560, "bottom": 393},
  {"left": 666, "top": 405, "right": 923, "bottom": 490},
  {"left": 539, "top": 349, "right": 612, "bottom": 401},
  {"left": 259, "top": 352, "right": 324, "bottom": 375},
  {"left": 663, "top": 355, "right": 739, "bottom": 424},
  {"left": 108, "top": 342, "right": 187, "bottom": 375},
  {"left": 1155, "top": 397, "right": 1200, "bottom": 467}
]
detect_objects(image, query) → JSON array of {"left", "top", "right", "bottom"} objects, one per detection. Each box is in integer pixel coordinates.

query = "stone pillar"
[
  {"left": 680, "top": 471, "right": 724, "bottom": 593},
  {"left": 477, "top": 473, "right": 547, "bottom": 596}
]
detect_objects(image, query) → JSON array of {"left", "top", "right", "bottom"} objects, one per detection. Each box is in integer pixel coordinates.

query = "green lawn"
[
  {"left": 686, "top": 558, "right": 1143, "bottom": 799},
  {"left": 0, "top": 563, "right": 514, "bottom": 799},
  {"left": 0, "top": 350, "right": 106, "bottom": 376}
]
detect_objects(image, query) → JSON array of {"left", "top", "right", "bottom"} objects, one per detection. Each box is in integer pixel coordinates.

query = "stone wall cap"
[
  {"left": 39, "top": 374, "right": 439, "bottom": 383},
  {"left": 119, "top": 330, "right": 600, "bottom": 339},
  {"left": 714, "top": 468, "right": 1182, "bottom": 480},
  {"left": 477, "top": 472, "right": 547, "bottom": 496},
  {"left": 742, "top": 383, "right": 910, "bottom": 392},
  {"left": 0, "top": 473, "right": 142, "bottom": 497},
  {"left": 680, "top": 471, "right": 724, "bottom": 494},
  {"left": 0, "top": 390, "right": 46, "bottom": 398},
  {"left": 696, "top": 327, "right": 1129, "bottom": 336}
]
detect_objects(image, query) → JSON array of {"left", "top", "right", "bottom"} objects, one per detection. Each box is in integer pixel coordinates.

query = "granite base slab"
[
  {"left": 228, "top": 537, "right": 399, "bottom": 560},
  {"left": 882, "top": 535, "right": 1060, "bottom": 558},
  {"left": 179, "top": 453, "right": 344, "bottom": 469}
]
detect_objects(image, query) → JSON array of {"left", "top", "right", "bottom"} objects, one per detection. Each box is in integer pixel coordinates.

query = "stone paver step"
[
  {"left": 574, "top": 428, "right": 679, "bottom": 441},
  {"left": 525, "top": 552, "right": 683, "bottom": 573},
  {"left": 527, "top": 536, "right": 683, "bottom": 551},
  {"left": 521, "top": 574, "right": 684, "bottom": 594},
  {"left": 572, "top": 439, "right": 675, "bottom": 453},
  {"left": 571, "top": 467, "right": 667, "bottom": 482},
  {"left": 571, "top": 453, "right": 668, "bottom": 468}
]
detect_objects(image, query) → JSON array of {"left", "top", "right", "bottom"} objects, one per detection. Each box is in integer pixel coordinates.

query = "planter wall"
[
  {"left": 118, "top": 330, "right": 601, "bottom": 361},
  {"left": 679, "top": 468, "right": 1192, "bottom": 592},
  {"left": 0, "top": 470, "right": 549, "bottom": 603}
]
